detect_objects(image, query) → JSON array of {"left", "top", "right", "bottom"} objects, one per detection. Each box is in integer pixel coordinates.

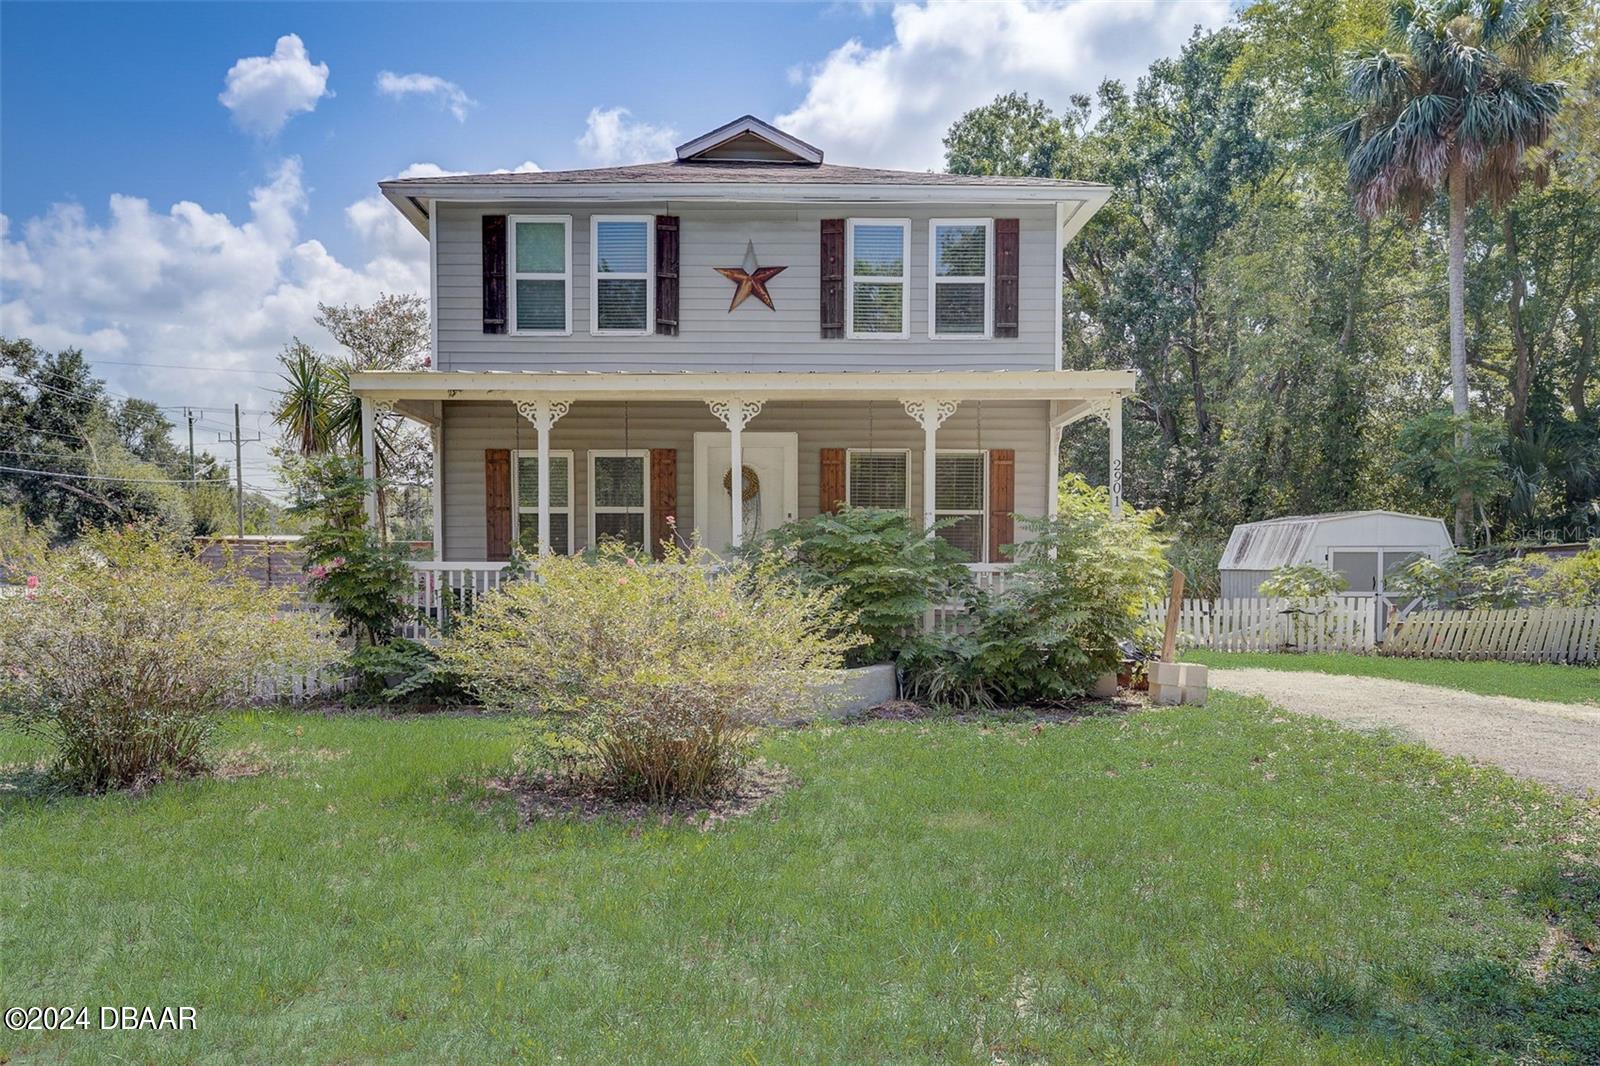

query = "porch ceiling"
[{"left": 349, "top": 368, "right": 1135, "bottom": 404}]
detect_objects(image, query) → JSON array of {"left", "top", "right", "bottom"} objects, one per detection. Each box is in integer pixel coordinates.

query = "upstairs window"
[
  {"left": 509, "top": 215, "right": 571, "bottom": 334},
  {"left": 846, "top": 219, "right": 909, "bottom": 338},
  {"left": 591, "top": 216, "right": 653, "bottom": 335},
  {"left": 929, "top": 219, "right": 992, "bottom": 338},
  {"left": 513, "top": 450, "right": 573, "bottom": 556},
  {"left": 589, "top": 450, "right": 650, "bottom": 552},
  {"left": 934, "top": 451, "right": 988, "bottom": 561},
  {"left": 846, "top": 449, "right": 910, "bottom": 510}
]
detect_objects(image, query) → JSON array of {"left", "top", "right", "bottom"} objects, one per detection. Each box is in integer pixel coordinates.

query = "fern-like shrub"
[
  {"left": 740, "top": 507, "right": 970, "bottom": 666},
  {"left": 0, "top": 526, "right": 339, "bottom": 791},
  {"left": 439, "top": 545, "right": 860, "bottom": 803}
]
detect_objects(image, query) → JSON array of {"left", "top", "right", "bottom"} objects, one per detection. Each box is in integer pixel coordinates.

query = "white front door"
[{"left": 693, "top": 431, "right": 799, "bottom": 554}]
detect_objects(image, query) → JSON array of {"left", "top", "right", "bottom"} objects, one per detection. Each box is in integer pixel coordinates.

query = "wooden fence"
[
  {"left": 1144, "top": 597, "right": 1375, "bottom": 653},
  {"left": 1382, "top": 606, "right": 1600, "bottom": 664}
]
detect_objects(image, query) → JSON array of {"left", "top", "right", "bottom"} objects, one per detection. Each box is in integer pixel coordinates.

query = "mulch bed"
[{"left": 483, "top": 760, "right": 795, "bottom": 830}]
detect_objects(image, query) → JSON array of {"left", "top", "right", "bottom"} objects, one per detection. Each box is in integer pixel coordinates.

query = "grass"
[
  {"left": 1185, "top": 651, "right": 1600, "bottom": 705},
  {"left": 3, "top": 697, "right": 1598, "bottom": 1063}
]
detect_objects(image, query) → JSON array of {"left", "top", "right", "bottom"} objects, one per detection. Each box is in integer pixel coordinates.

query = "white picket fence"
[
  {"left": 1144, "top": 597, "right": 1376, "bottom": 653},
  {"left": 400, "top": 562, "right": 514, "bottom": 639},
  {"left": 242, "top": 665, "right": 353, "bottom": 704},
  {"left": 1382, "top": 606, "right": 1600, "bottom": 664}
]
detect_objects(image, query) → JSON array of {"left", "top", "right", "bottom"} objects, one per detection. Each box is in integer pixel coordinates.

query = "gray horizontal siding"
[
  {"left": 435, "top": 202, "right": 1058, "bottom": 373},
  {"left": 440, "top": 399, "right": 1051, "bottom": 561}
]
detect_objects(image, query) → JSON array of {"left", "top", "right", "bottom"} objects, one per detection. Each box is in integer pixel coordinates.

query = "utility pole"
[
  {"left": 185, "top": 408, "right": 196, "bottom": 486},
  {"left": 216, "top": 404, "right": 261, "bottom": 540},
  {"left": 233, "top": 404, "right": 244, "bottom": 538}
]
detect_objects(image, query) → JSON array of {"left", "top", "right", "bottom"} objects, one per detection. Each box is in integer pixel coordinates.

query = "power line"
[
  {"left": 0, "top": 463, "right": 221, "bottom": 485},
  {"left": 88, "top": 359, "right": 283, "bottom": 377}
]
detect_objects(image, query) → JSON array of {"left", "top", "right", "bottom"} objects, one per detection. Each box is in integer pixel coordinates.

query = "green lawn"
[
  {"left": 3, "top": 698, "right": 1597, "bottom": 1063},
  {"left": 1187, "top": 651, "right": 1600, "bottom": 706}
]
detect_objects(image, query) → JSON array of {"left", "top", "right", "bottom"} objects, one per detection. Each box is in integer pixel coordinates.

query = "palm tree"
[{"left": 1339, "top": 0, "right": 1567, "bottom": 542}]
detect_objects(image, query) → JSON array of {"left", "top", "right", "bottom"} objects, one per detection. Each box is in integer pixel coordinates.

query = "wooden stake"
[{"left": 1161, "top": 568, "right": 1186, "bottom": 662}]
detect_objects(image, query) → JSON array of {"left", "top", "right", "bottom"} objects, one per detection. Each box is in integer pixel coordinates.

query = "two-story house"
[{"left": 349, "top": 116, "right": 1132, "bottom": 598}]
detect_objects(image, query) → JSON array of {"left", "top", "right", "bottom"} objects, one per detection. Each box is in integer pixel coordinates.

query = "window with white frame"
[
  {"left": 846, "top": 219, "right": 909, "bottom": 338},
  {"left": 588, "top": 450, "right": 649, "bottom": 551},
  {"left": 846, "top": 449, "right": 910, "bottom": 510},
  {"left": 513, "top": 450, "right": 574, "bottom": 556},
  {"left": 591, "top": 216, "right": 653, "bottom": 334},
  {"left": 934, "top": 451, "right": 987, "bottom": 562},
  {"left": 929, "top": 219, "right": 992, "bottom": 338},
  {"left": 509, "top": 215, "right": 571, "bottom": 334}
]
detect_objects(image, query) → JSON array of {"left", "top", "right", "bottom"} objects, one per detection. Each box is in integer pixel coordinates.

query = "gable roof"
[
  {"left": 675, "top": 115, "right": 823, "bottom": 164},
  {"left": 381, "top": 160, "right": 1106, "bottom": 189}
]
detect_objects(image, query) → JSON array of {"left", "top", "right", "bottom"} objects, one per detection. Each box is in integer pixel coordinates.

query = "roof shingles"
[{"left": 381, "top": 159, "right": 1105, "bottom": 190}]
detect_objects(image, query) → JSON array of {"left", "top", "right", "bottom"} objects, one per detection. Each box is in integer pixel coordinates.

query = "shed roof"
[{"left": 1220, "top": 511, "right": 1450, "bottom": 571}]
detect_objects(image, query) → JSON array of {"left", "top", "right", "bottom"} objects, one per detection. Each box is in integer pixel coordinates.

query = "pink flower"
[
  {"left": 625, "top": 557, "right": 638, "bottom": 568},
  {"left": 328, "top": 556, "right": 346, "bottom": 570},
  {"left": 309, "top": 565, "right": 328, "bottom": 579},
  {"left": 616, "top": 576, "right": 629, "bottom": 586},
  {"left": 665, "top": 515, "right": 676, "bottom": 528},
  {"left": 25, "top": 576, "right": 38, "bottom": 589}
]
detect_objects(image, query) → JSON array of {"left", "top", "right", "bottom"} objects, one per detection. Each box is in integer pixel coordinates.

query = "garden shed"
[{"left": 1219, "top": 511, "right": 1454, "bottom": 599}]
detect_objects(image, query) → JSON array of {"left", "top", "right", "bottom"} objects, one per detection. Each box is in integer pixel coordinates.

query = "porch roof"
[{"left": 348, "top": 368, "right": 1135, "bottom": 405}]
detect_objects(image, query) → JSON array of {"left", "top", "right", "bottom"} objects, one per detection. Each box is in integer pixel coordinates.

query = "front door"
[{"left": 693, "top": 431, "right": 799, "bottom": 554}]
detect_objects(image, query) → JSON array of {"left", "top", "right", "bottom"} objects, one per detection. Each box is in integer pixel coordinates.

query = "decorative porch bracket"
[
  {"left": 514, "top": 399, "right": 572, "bottom": 556},
  {"left": 900, "top": 398, "right": 960, "bottom": 533},
  {"left": 706, "top": 397, "right": 766, "bottom": 548}
]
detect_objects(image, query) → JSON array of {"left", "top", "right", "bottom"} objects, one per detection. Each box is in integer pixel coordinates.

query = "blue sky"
[{"left": 1, "top": 1, "right": 1227, "bottom": 487}]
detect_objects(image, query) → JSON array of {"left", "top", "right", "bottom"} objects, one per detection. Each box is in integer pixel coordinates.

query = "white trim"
[
  {"left": 589, "top": 215, "right": 655, "bottom": 337},
  {"left": 586, "top": 449, "right": 651, "bottom": 552},
  {"left": 844, "top": 448, "right": 912, "bottom": 511},
  {"left": 511, "top": 449, "right": 574, "bottom": 555},
  {"left": 1054, "top": 202, "right": 1066, "bottom": 371},
  {"left": 844, "top": 218, "right": 910, "bottom": 340},
  {"left": 933, "top": 449, "right": 989, "bottom": 562},
  {"left": 927, "top": 218, "right": 993, "bottom": 340},
  {"left": 675, "top": 116, "right": 824, "bottom": 164},
  {"left": 428, "top": 201, "right": 440, "bottom": 368},
  {"left": 351, "top": 368, "right": 1138, "bottom": 403},
  {"left": 507, "top": 214, "right": 573, "bottom": 336}
]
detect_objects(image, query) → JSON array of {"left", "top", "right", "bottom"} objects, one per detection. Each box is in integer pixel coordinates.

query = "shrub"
[
  {"left": 1526, "top": 548, "right": 1600, "bottom": 607},
  {"left": 1259, "top": 563, "right": 1350, "bottom": 599},
  {"left": 1389, "top": 552, "right": 1534, "bottom": 609},
  {"left": 439, "top": 545, "right": 860, "bottom": 803},
  {"left": 289, "top": 454, "right": 414, "bottom": 644},
  {"left": 740, "top": 507, "right": 970, "bottom": 666},
  {"left": 345, "top": 638, "right": 467, "bottom": 707},
  {"left": 0, "top": 526, "right": 338, "bottom": 791},
  {"left": 900, "top": 477, "right": 1169, "bottom": 705}
]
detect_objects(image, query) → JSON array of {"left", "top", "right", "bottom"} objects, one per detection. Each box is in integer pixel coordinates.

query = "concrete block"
[
  {"left": 800, "top": 663, "right": 899, "bottom": 719},
  {"left": 1148, "top": 662, "right": 1209, "bottom": 706},
  {"left": 1091, "top": 672, "right": 1119, "bottom": 698}
]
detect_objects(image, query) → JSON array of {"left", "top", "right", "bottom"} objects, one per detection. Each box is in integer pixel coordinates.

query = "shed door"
[{"left": 1330, "top": 550, "right": 1379, "bottom": 593}]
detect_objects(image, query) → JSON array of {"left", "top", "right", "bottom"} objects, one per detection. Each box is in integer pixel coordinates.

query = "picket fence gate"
[
  {"left": 1382, "top": 606, "right": 1600, "bottom": 664},
  {"left": 1144, "top": 597, "right": 1376, "bottom": 653}
]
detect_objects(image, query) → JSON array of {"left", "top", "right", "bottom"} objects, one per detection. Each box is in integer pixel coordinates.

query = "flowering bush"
[
  {"left": 439, "top": 544, "right": 860, "bottom": 802},
  {"left": 0, "top": 526, "right": 338, "bottom": 791}
]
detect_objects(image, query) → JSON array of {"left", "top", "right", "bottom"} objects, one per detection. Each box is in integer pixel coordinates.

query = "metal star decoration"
[{"left": 715, "top": 240, "right": 787, "bottom": 312}]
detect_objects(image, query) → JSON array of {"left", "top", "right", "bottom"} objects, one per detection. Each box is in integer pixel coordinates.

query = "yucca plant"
[{"left": 1338, "top": 0, "right": 1568, "bottom": 542}]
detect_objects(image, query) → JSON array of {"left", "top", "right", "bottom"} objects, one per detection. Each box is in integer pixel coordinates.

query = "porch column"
[
  {"left": 515, "top": 399, "right": 571, "bottom": 556},
  {"left": 707, "top": 397, "right": 765, "bottom": 547},
  {"left": 901, "top": 398, "right": 959, "bottom": 533},
  {"left": 430, "top": 422, "right": 444, "bottom": 561},
  {"left": 359, "top": 396, "right": 379, "bottom": 528},
  {"left": 1046, "top": 421, "right": 1064, "bottom": 518},
  {"left": 1108, "top": 396, "right": 1123, "bottom": 518}
]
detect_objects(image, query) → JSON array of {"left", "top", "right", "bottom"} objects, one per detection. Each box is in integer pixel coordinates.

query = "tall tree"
[{"left": 1338, "top": 0, "right": 1568, "bottom": 541}]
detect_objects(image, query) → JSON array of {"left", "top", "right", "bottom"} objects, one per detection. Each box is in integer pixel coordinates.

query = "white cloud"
[
  {"left": 777, "top": 0, "right": 1230, "bottom": 170},
  {"left": 0, "top": 159, "right": 423, "bottom": 417},
  {"left": 375, "top": 71, "right": 476, "bottom": 122},
  {"left": 219, "top": 34, "right": 332, "bottom": 136},
  {"left": 577, "top": 107, "right": 678, "bottom": 166}
]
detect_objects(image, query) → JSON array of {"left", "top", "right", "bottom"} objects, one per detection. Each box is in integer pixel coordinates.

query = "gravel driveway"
[{"left": 1210, "top": 668, "right": 1600, "bottom": 796}]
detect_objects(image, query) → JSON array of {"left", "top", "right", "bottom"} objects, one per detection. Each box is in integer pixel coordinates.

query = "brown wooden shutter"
[
  {"left": 820, "top": 219, "right": 845, "bottom": 338},
  {"left": 483, "top": 215, "right": 508, "bottom": 334},
  {"left": 988, "top": 448, "right": 1014, "bottom": 562},
  {"left": 485, "top": 449, "right": 512, "bottom": 560},
  {"left": 655, "top": 215, "right": 679, "bottom": 336},
  {"left": 649, "top": 448, "right": 677, "bottom": 560},
  {"left": 994, "top": 218, "right": 1019, "bottom": 339},
  {"left": 820, "top": 448, "right": 846, "bottom": 513}
]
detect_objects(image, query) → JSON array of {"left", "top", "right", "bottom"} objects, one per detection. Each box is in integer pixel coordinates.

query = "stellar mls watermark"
[{"left": 5, "top": 1006, "right": 197, "bottom": 1031}]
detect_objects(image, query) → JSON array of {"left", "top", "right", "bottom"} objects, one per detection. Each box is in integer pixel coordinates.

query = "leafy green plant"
[
  {"left": 287, "top": 453, "right": 415, "bottom": 645},
  {"left": 899, "top": 476, "right": 1169, "bottom": 705},
  {"left": 740, "top": 507, "right": 970, "bottom": 666},
  {"left": 440, "top": 544, "right": 861, "bottom": 803},
  {"left": 1260, "top": 564, "right": 1350, "bottom": 599},
  {"left": 345, "top": 638, "right": 466, "bottom": 707},
  {"left": 0, "top": 525, "right": 337, "bottom": 791},
  {"left": 1387, "top": 551, "right": 1538, "bottom": 609}
]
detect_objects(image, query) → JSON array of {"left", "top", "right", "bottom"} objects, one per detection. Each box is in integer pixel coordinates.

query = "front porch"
[{"left": 349, "top": 369, "right": 1133, "bottom": 594}]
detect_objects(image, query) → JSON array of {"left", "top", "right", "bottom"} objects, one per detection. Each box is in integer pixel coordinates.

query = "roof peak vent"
[{"left": 675, "top": 115, "right": 823, "bottom": 165}]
